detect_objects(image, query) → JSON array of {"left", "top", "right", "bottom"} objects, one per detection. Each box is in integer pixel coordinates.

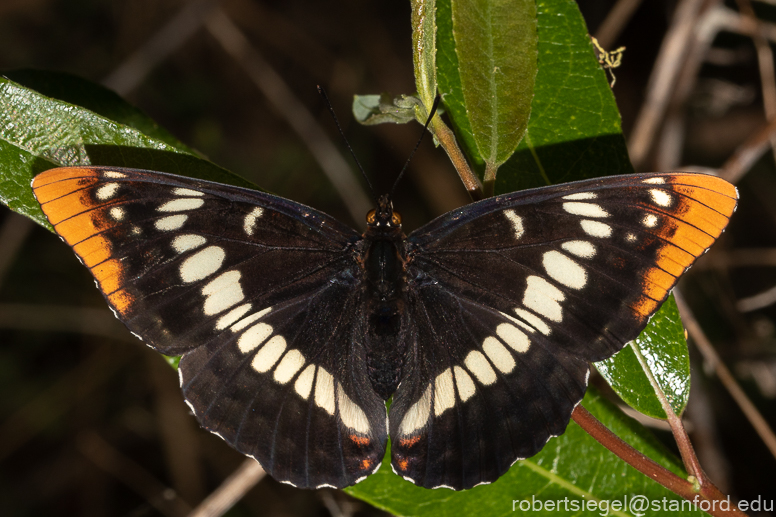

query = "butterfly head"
[{"left": 366, "top": 194, "right": 402, "bottom": 229}]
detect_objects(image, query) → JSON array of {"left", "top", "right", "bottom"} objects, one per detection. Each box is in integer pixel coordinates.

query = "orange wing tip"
[
  {"left": 32, "top": 167, "right": 100, "bottom": 189},
  {"left": 668, "top": 173, "right": 738, "bottom": 200}
]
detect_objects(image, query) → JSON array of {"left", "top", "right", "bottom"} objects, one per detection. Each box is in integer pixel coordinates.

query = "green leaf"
[
  {"left": 595, "top": 296, "right": 692, "bottom": 419},
  {"left": 3, "top": 69, "right": 194, "bottom": 153},
  {"left": 451, "top": 0, "right": 537, "bottom": 170},
  {"left": 0, "top": 73, "right": 257, "bottom": 229},
  {"left": 347, "top": 387, "right": 702, "bottom": 517},
  {"left": 411, "top": 0, "right": 439, "bottom": 111},
  {"left": 352, "top": 93, "right": 421, "bottom": 126}
]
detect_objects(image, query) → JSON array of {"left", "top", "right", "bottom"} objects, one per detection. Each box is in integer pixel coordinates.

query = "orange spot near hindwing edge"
[
  {"left": 349, "top": 435, "right": 370, "bottom": 446},
  {"left": 399, "top": 435, "right": 421, "bottom": 448}
]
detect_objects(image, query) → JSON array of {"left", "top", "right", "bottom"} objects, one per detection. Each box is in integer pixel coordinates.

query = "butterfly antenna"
[
  {"left": 317, "top": 86, "right": 376, "bottom": 200},
  {"left": 389, "top": 95, "right": 441, "bottom": 198}
]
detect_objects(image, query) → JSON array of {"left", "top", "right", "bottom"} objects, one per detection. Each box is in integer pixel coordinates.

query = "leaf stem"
[
  {"left": 572, "top": 405, "right": 746, "bottom": 516},
  {"left": 430, "top": 117, "right": 484, "bottom": 200}
]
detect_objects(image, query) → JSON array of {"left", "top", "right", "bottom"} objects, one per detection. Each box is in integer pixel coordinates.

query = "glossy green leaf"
[
  {"left": 0, "top": 73, "right": 257, "bottom": 229},
  {"left": 438, "top": 0, "right": 629, "bottom": 187},
  {"left": 411, "top": 0, "right": 439, "bottom": 111},
  {"left": 596, "top": 296, "right": 692, "bottom": 419},
  {"left": 451, "top": 0, "right": 536, "bottom": 170},
  {"left": 347, "top": 387, "right": 702, "bottom": 517},
  {"left": 3, "top": 69, "right": 194, "bottom": 153}
]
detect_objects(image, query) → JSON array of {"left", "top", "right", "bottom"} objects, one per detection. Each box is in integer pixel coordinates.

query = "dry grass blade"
[{"left": 187, "top": 459, "right": 265, "bottom": 517}]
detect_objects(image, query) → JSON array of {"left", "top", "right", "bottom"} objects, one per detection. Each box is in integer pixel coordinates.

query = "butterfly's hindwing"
[{"left": 390, "top": 288, "right": 590, "bottom": 489}]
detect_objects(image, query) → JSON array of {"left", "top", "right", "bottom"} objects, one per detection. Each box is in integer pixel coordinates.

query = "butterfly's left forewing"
[
  {"left": 32, "top": 167, "right": 387, "bottom": 488},
  {"left": 391, "top": 173, "right": 737, "bottom": 489}
]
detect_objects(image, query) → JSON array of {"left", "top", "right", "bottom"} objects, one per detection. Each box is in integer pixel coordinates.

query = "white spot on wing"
[
  {"left": 174, "top": 188, "right": 203, "bottom": 197},
  {"left": 580, "top": 219, "right": 612, "bottom": 238},
  {"left": 562, "top": 202, "right": 609, "bottom": 218},
  {"left": 642, "top": 213, "right": 658, "bottom": 228},
  {"left": 514, "top": 308, "right": 551, "bottom": 335},
  {"left": 337, "top": 384, "right": 371, "bottom": 434},
  {"left": 202, "top": 270, "right": 244, "bottom": 315},
  {"left": 96, "top": 183, "right": 120, "bottom": 201},
  {"left": 433, "top": 368, "right": 455, "bottom": 416},
  {"left": 172, "top": 234, "right": 206, "bottom": 254},
  {"left": 643, "top": 177, "right": 665, "bottom": 184},
  {"left": 314, "top": 367, "right": 336, "bottom": 415},
  {"left": 294, "top": 364, "right": 316, "bottom": 399},
  {"left": 179, "top": 246, "right": 225, "bottom": 282},
  {"left": 103, "top": 170, "right": 127, "bottom": 179},
  {"left": 496, "top": 323, "right": 530, "bottom": 353},
  {"left": 561, "top": 240, "right": 596, "bottom": 259},
  {"left": 504, "top": 210, "right": 524, "bottom": 239},
  {"left": 273, "top": 349, "right": 305, "bottom": 384},
  {"left": 523, "top": 275, "right": 565, "bottom": 321},
  {"left": 155, "top": 214, "right": 188, "bottom": 231},
  {"left": 237, "top": 322, "right": 273, "bottom": 353},
  {"left": 399, "top": 384, "right": 432, "bottom": 435},
  {"left": 215, "top": 303, "right": 252, "bottom": 330},
  {"left": 543, "top": 251, "right": 587, "bottom": 290},
  {"left": 453, "top": 366, "right": 476, "bottom": 402},
  {"left": 464, "top": 350, "right": 497, "bottom": 385},
  {"left": 244, "top": 207, "right": 264, "bottom": 236},
  {"left": 252, "top": 335, "right": 286, "bottom": 373},
  {"left": 562, "top": 192, "right": 597, "bottom": 200},
  {"left": 482, "top": 337, "right": 515, "bottom": 373},
  {"left": 650, "top": 189, "right": 672, "bottom": 207},
  {"left": 109, "top": 206, "right": 125, "bottom": 221},
  {"left": 231, "top": 307, "right": 272, "bottom": 332},
  {"left": 157, "top": 198, "right": 205, "bottom": 212}
]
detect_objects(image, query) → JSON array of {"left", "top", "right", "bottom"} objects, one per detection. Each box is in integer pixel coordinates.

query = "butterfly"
[{"left": 32, "top": 166, "right": 737, "bottom": 490}]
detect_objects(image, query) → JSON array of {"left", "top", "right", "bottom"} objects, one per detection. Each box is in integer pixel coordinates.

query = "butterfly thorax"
[{"left": 362, "top": 195, "right": 408, "bottom": 400}]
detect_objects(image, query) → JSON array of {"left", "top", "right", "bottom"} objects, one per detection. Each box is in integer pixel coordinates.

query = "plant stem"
[
  {"left": 572, "top": 405, "right": 746, "bottom": 516},
  {"left": 430, "top": 117, "right": 483, "bottom": 200}
]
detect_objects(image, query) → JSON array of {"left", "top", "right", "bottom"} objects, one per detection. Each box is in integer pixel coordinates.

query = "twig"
[
  {"left": 204, "top": 8, "right": 372, "bottom": 224},
  {"left": 719, "top": 115, "right": 776, "bottom": 184},
  {"left": 429, "top": 115, "right": 483, "bottom": 200},
  {"left": 187, "top": 459, "right": 265, "bottom": 517},
  {"left": 674, "top": 290, "right": 776, "bottom": 461},
  {"left": 594, "top": 0, "right": 644, "bottom": 49},
  {"left": 628, "top": 0, "right": 720, "bottom": 169},
  {"left": 103, "top": 0, "right": 222, "bottom": 95},
  {"left": 626, "top": 337, "right": 729, "bottom": 503},
  {"left": 77, "top": 431, "right": 192, "bottom": 517},
  {"left": 572, "top": 406, "right": 745, "bottom": 516},
  {"left": 735, "top": 0, "right": 776, "bottom": 165},
  {"left": 737, "top": 283, "right": 776, "bottom": 311}
]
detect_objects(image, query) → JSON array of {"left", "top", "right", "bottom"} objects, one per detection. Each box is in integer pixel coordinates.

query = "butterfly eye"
[
  {"left": 366, "top": 209, "right": 376, "bottom": 224},
  {"left": 392, "top": 212, "right": 402, "bottom": 225}
]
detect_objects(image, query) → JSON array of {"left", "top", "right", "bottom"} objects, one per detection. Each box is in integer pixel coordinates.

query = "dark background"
[{"left": 1, "top": 0, "right": 775, "bottom": 515}]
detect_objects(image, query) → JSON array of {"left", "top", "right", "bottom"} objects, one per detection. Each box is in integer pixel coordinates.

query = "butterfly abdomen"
[{"left": 362, "top": 215, "right": 409, "bottom": 400}]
